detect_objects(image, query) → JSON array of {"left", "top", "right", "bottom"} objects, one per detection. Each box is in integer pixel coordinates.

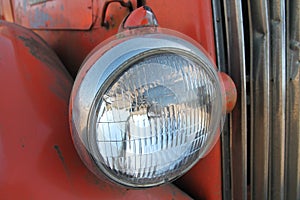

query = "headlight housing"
[{"left": 70, "top": 26, "right": 229, "bottom": 188}]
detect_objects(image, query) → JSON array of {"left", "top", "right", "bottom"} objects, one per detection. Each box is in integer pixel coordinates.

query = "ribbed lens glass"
[{"left": 90, "top": 52, "right": 222, "bottom": 187}]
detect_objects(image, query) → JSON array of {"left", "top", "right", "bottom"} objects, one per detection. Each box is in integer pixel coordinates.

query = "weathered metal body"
[
  {"left": 0, "top": 0, "right": 299, "bottom": 199},
  {"left": 0, "top": 0, "right": 221, "bottom": 199}
]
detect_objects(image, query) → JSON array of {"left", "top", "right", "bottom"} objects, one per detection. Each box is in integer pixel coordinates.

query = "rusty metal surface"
[
  {"left": 223, "top": 0, "right": 247, "bottom": 199},
  {"left": 0, "top": 20, "right": 192, "bottom": 199}
]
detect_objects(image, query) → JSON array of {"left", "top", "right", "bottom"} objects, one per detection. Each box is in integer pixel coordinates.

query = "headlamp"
[{"left": 70, "top": 7, "right": 236, "bottom": 188}]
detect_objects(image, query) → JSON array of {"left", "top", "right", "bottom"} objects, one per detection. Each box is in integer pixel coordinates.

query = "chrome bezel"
[{"left": 70, "top": 27, "right": 222, "bottom": 188}]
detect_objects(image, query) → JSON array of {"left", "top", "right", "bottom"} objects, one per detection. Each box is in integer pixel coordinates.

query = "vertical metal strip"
[
  {"left": 248, "top": 0, "right": 270, "bottom": 199},
  {"left": 212, "top": 0, "right": 231, "bottom": 199},
  {"left": 212, "top": 0, "right": 226, "bottom": 72},
  {"left": 223, "top": 0, "right": 247, "bottom": 199},
  {"left": 269, "top": 1, "right": 286, "bottom": 200},
  {"left": 286, "top": 0, "right": 300, "bottom": 199}
]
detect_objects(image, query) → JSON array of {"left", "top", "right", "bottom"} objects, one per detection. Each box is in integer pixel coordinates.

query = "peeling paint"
[
  {"left": 29, "top": 8, "right": 53, "bottom": 28},
  {"left": 13, "top": 0, "right": 93, "bottom": 29},
  {"left": 18, "top": 35, "right": 61, "bottom": 70},
  {"left": 18, "top": 35, "right": 73, "bottom": 101}
]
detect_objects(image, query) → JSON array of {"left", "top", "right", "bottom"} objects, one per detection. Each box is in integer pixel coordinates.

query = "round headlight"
[{"left": 70, "top": 28, "right": 225, "bottom": 188}]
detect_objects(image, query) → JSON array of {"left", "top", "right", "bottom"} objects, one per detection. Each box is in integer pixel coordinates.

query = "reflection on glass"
[{"left": 93, "top": 53, "right": 221, "bottom": 185}]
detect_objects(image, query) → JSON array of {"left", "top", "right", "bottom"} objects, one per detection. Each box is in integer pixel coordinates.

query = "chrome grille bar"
[
  {"left": 212, "top": 0, "right": 231, "bottom": 199},
  {"left": 248, "top": 0, "right": 270, "bottom": 199},
  {"left": 286, "top": 0, "right": 300, "bottom": 199},
  {"left": 269, "top": 0, "right": 286, "bottom": 199},
  {"left": 214, "top": 0, "right": 300, "bottom": 199},
  {"left": 223, "top": 0, "right": 248, "bottom": 199}
]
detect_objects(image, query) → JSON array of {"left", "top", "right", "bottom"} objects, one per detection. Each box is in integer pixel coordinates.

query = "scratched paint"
[{"left": 54, "top": 145, "right": 71, "bottom": 178}]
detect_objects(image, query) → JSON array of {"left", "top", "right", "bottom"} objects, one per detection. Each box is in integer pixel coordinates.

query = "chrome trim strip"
[
  {"left": 223, "top": 0, "right": 247, "bottom": 199},
  {"left": 286, "top": 0, "right": 300, "bottom": 199},
  {"left": 269, "top": 1, "right": 286, "bottom": 199},
  {"left": 248, "top": 0, "right": 270, "bottom": 199},
  {"left": 212, "top": 0, "right": 231, "bottom": 199},
  {"left": 221, "top": 0, "right": 299, "bottom": 198},
  {"left": 212, "top": 0, "right": 226, "bottom": 72}
]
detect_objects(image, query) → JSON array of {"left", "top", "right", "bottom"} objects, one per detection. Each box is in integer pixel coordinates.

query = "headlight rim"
[{"left": 70, "top": 27, "right": 224, "bottom": 188}]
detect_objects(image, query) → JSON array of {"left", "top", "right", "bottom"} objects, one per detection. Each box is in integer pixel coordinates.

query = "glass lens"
[{"left": 90, "top": 52, "right": 222, "bottom": 186}]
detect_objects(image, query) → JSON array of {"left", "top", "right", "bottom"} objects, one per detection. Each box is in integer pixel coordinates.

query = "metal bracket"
[{"left": 101, "top": 0, "right": 133, "bottom": 29}]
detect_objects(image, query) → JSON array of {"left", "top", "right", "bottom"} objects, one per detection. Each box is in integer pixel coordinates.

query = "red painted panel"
[
  {"left": 147, "top": 0, "right": 216, "bottom": 62},
  {"left": 0, "top": 20, "right": 191, "bottom": 199},
  {"left": 1, "top": 0, "right": 222, "bottom": 199},
  {"left": 31, "top": 0, "right": 217, "bottom": 78},
  {"left": 12, "top": 0, "right": 93, "bottom": 29}
]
